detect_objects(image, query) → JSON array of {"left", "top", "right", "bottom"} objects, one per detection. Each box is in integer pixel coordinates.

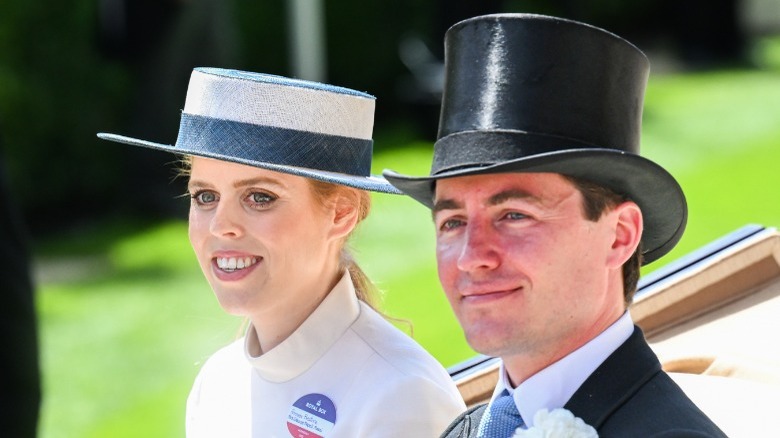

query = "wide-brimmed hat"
[
  {"left": 99, "top": 67, "right": 400, "bottom": 194},
  {"left": 383, "top": 14, "right": 687, "bottom": 264}
]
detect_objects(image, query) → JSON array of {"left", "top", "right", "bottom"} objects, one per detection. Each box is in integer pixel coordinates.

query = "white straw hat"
[{"left": 99, "top": 67, "right": 400, "bottom": 194}]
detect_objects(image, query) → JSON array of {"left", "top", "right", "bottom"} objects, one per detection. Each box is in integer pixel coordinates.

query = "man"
[{"left": 384, "top": 14, "right": 726, "bottom": 437}]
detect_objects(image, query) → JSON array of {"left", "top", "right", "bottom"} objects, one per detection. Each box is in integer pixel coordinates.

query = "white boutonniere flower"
[{"left": 512, "top": 408, "right": 598, "bottom": 437}]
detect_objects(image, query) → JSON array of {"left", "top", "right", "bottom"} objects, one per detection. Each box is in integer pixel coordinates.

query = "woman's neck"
[{"left": 249, "top": 265, "right": 345, "bottom": 354}]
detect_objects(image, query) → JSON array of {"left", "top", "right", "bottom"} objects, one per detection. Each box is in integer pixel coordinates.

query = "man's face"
[{"left": 433, "top": 172, "right": 627, "bottom": 363}]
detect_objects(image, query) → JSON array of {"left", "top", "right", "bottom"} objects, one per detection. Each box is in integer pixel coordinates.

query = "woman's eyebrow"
[
  {"left": 187, "top": 177, "right": 287, "bottom": 191},
  {"left": 187, "top": 180, "right": 211, "bottom": 191},
  {"left": 232, "top": 177, "right": 285, "bottom": 190}
]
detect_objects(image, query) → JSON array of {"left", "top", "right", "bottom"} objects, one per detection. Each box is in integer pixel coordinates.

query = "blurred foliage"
[{"left": 0, "top": 1, "right": 132, "bottom": 232}]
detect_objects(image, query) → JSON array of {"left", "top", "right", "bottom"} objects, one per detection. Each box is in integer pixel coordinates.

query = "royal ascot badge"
[{"left": 286, "top": 393, "right": 337, "bottom": 437}]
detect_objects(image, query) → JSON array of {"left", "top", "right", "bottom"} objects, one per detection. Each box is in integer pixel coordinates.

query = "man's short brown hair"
[{"left": 564, "top": 175, "right": 643, "bottom": 306}]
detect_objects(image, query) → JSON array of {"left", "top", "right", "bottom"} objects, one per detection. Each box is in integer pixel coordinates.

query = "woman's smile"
[
  {"left": 211, "top": 256, "right": 262, "bottom": 281},
  {"left": 215, "top": 256, "right": 260, "bottom": 272}
]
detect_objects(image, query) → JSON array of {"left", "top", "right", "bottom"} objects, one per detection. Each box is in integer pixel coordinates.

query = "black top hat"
[{"left": 384, "top": 13, "right": 687, "bottom": 264}]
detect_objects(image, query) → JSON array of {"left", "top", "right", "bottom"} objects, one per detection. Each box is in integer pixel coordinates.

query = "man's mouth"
[
  {"left": 215, "top": 256, "right": 259, "bottom": 272},
  {"left": 460, "top": 286, "right": 523, "bottom": 303}
]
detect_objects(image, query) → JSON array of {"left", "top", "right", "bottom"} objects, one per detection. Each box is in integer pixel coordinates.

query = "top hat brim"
[
  {"left": 99, "top": 133, "right": 401, "bottom": 195},
  {"left": 384, "top": 147, "right": 686, "bottom": 265}
]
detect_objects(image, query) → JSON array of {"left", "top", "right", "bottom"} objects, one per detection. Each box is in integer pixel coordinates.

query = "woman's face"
[{"left": 187, "top": 157, "right": 342, "bottom": 320}]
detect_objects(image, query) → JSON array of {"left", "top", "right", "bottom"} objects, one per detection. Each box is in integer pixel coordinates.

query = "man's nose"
[{"left": 457, "top": 222, "right": 500, "bottom": 272}]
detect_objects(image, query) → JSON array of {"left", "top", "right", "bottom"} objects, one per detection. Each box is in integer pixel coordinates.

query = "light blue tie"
[{"left": 477, "top": 390, "right": 525, "bottom": 437}]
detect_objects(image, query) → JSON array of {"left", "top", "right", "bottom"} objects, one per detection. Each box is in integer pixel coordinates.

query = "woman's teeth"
[{"left": 216, "top": 256, "right": 258, "bottom": 272}]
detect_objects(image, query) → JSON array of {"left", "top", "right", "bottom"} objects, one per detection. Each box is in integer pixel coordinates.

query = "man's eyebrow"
[
  {"left": 488, "top": 189, "right": 540, "bottom": 206},
  {"left": 432, "top": 188, "right": 543, "bottom": 216},
  {"left": 432, "top": 198, "right": 461, "bottom": 215}
]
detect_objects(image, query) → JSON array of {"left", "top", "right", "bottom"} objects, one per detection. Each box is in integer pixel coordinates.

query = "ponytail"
[{"left": 341, "top": 250, "right": 380, "bottom": 310}]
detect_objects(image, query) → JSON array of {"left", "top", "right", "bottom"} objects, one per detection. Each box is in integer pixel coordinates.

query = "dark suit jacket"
[{"left": 441, "top": 327, "right": 726, "bottom": 437}]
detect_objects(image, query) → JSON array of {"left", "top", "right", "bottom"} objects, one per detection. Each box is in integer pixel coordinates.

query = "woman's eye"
[
  {"left": 191, "top": 190, "right": 218, "bottom": 206},
  {"left": 247, "top": 191, "right": 276, "bottom": 208}
]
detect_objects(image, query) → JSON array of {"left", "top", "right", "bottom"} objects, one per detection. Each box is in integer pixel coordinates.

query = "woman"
[{"left": 98, "top": 67, "right": 465, "bottom": 436}]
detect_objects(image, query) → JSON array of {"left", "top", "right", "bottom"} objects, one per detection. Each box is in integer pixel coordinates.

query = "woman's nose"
[{"left": 209, "top": 202, "right": 244, "bottom": 238}]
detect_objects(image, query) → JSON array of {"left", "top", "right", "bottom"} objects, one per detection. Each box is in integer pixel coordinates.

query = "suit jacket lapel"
[
  {"left": 563, "top": 326, "right": 661, "bottom": 429},
  {"left": 439, "top": 403, "right": 486, "bottom": 437}
]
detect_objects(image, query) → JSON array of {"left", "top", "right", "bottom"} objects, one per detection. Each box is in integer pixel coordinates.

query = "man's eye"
[
  {"left": 505, "top": 212, "right": 527, "bottom": 220},
  {"left": 440, "top": 219, "right": 464, "bottom": 231}
]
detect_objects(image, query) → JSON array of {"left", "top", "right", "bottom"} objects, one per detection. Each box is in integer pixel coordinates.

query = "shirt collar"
[
  {"left": 244, "top": 271, "right": 360, "bottom": 382},
  {"left": 493, "top": 311, "right": 634, "bottom": 428}
]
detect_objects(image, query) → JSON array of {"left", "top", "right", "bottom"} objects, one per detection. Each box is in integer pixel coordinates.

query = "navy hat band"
[{"left": 177, "top": 113, "right": 373, "bottom": 177}]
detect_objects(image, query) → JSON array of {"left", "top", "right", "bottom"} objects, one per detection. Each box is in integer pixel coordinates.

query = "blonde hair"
[
  {"left": 178, "top": 155, "right": 193, "bottom": 177},
  {"left": 306, "top": 178, "right": 381, "bottom": 309}
]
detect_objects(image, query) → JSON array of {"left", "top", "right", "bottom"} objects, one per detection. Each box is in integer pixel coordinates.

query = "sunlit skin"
[
  {"left": 433, "top": 172, "right": 642, "bottom": 386},
  {"left": 187, "top": 157, "right": 357, "bottom": 353}
]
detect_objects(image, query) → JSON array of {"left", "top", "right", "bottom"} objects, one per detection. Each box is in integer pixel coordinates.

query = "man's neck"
[{"left": 503, "top": 307, "right": 625, "bottom": 387}]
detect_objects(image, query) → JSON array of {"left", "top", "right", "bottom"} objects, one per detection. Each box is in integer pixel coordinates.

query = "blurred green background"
[{"left": 1, "top": 0, "right": 779, "bottom": 437}]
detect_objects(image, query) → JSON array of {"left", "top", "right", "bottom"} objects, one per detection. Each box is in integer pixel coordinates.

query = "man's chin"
[{"left": 463, "top": 330, "right": 512, "bottom": 357}]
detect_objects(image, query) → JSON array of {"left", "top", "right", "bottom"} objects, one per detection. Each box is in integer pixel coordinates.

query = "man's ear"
[{"left": 607, "top": 201, "right": 643, "bottom": 269}]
